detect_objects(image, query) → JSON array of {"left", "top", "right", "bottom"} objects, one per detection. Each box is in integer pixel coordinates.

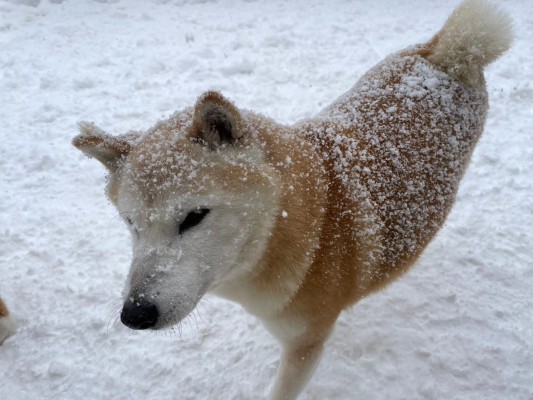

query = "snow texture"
[{"left": 0, "top": 0, "right": 532, "bottom": 399}]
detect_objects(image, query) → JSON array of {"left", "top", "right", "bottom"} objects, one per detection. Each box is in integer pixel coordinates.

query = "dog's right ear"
[
  {"left": 72, "top": 122, "right": 137, "bottom": 172},
  {"left": 190, "top": 91, "right": 246, "bottom": 149}
]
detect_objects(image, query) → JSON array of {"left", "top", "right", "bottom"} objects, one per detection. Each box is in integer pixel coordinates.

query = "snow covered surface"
[{"left": 0, "top": 0, "right": 531, "bottom": 399}]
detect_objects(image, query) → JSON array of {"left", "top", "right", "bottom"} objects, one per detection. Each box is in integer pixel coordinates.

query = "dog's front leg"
[{"left": 268, "top": 340, "right": 325, "bottom": 400}]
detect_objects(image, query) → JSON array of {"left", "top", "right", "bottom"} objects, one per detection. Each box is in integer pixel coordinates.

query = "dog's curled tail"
[{"left": 426, "top": 0, "right": 513, "bottom": 86}]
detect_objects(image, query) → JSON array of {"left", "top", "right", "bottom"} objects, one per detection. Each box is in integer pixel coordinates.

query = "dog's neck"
[{"left": 210, "top": 117, "right": 329, "bottom": 318}]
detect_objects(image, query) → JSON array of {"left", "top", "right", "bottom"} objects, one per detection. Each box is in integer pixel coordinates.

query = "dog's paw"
[{"left": 0, "top": 314, "right": 16, "bottom": 345}]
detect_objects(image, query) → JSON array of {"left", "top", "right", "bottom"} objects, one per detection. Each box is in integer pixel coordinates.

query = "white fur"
[
  {"left": 427, "top": 0, "right": 513, "bottom": 86},
  {"left": 118, "top": 147, "right": 281, "bottom": 329}
]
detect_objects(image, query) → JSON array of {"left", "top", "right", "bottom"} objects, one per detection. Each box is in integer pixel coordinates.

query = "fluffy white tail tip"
[{"left": 427, "top": 0, "right": 513, "bottom": 86}]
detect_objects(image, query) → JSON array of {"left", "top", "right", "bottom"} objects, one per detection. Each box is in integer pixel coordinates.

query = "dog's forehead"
[
  {"left": 120, "top": 129, "right": 211, "bottom": 200},
  {"left": 115, "top": 130, "right": 269, "bottom": 209}
]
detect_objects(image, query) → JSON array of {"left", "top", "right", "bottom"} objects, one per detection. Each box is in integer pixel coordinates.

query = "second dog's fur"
[{"left": 0, "top": 297, "right": 15, "bottom": 345}]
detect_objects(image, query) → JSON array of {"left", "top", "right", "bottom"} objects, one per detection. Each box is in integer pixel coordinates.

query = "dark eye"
[
  {"left": 179, "top": 208, "right": 210, "bottom": 235},
  {"left": 125, "top": 217, "right": 140, "bottom": 238}
]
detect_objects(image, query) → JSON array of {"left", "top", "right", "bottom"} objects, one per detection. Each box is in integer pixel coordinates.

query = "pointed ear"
[
  {"left": 72, "top": 122, "right": 138, "bottom": 172},
  {"left": 190, "top": 91, "right": 245, "bottom": 149}
]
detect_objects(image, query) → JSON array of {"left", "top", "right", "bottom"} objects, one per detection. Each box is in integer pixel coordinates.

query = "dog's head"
[{"left": 73, "top": 92, "right": 282, "bottom": 330}]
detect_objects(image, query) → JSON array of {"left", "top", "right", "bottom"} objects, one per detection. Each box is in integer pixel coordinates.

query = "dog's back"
[{"left": 298, "top": 0, "right": 513, "bottom": 297}]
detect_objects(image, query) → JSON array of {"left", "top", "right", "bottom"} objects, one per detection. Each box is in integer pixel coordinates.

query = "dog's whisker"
[{"left": 104, "top": 297, "right": 124, "bottom": 334}]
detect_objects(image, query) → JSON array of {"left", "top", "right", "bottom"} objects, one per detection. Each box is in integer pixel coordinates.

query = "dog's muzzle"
[{"left": 120, "top": 298, "right": 159, "bottom": 330}]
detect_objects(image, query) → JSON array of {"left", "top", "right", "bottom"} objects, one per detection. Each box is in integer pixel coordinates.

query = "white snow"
[{"left": 0, "top": 0, "right": 531, "bottom": 399}]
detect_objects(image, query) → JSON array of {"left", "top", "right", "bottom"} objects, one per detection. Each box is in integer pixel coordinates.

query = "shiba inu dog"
[
  {"left": 0, "top": 297, "right": 15, "bottom": 345},
  {"left": 73, "top": 1, "right": 512, "bottom": 398}
]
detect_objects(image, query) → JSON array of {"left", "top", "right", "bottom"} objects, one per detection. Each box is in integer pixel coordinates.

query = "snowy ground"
[{"left": 0, "top": 0, "right": 532, "bottom": 399}]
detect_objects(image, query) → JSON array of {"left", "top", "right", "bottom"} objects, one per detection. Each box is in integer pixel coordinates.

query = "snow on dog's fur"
[{"left": 73, "top": 1, "right": 512, "bottom": 398}]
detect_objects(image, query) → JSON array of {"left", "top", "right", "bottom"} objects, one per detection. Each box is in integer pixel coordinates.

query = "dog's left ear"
[
  {"left": 190, "top": 91, "right": 245, "bottom": 149},
  {"left": 72, "top": 122, "right": 138, "bottom": 172}
]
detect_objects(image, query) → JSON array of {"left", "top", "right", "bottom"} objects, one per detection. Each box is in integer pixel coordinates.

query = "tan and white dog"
[
  {"left": 73, "top": 1, "right": 512, "bottom": 398},
  {"left": 0, "top": 297, "right": 15, "bottom": 345}
]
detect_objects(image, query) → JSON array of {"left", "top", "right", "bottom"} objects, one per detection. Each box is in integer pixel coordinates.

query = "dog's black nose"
[{"left": 120, "top": 298, "right": 159, "bottom": 330}]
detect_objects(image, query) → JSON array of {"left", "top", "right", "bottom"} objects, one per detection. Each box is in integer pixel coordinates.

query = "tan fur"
[
  {"left": 191, "top": 91, "right": 248, "bottom": 148},
  {"left": 0, "top": 296, "right": 15, "bottom": 345},
  {"left": 223, "top": 55, "right": 484, "bottom": 348},
  {"left": 0, "top": 298, "right": 9, "bottom": 317},
  {"left": 72, "top": 1, "right": 511, "bottom": 398}
]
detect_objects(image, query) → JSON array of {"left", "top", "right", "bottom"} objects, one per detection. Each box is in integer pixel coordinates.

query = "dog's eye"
[
  {"left": 125, "top": 217, "right": 140, "bottom": 238},
  {"left": 179, "top": 208, "right": 210, "bottom": 235}
]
